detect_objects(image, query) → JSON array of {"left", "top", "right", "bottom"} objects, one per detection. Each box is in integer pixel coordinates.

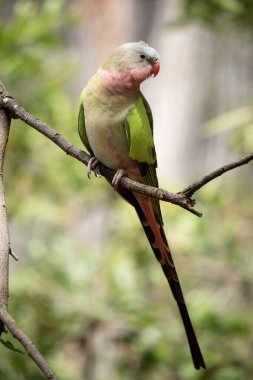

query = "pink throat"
[{"left": 102, "top": 66, "right": 153, "bottom": 94}]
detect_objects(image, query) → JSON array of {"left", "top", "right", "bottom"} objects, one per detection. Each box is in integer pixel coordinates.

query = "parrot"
[{"left": 78, "top": 41, "right": 206, "bottom": 370}]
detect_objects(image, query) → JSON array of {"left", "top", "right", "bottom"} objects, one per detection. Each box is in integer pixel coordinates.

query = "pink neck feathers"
[{"left": 102, "top": 66, "right": 152, "bottom": 94}]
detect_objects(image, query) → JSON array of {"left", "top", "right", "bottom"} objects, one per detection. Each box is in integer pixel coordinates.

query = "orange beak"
[{"left": 152, "top": 59, "right": 160, "bottom": 77}]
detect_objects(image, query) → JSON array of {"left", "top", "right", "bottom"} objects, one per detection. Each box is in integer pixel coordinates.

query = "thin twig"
[
  {"left": 180, "top": 152, "right": 253, "bottom": 197},
  {"left": 0, "top": 308, "right": 59, "bottom": 380},
  {"left": 9, "top": 248, "right": 19, "bottom": 261},
  {"left": 0, "top": 101, "right": 59, "bottom": 379}
]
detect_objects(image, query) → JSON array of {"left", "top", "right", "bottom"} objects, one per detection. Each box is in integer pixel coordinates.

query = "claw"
[
  {"left": 94, "top": 167, "right": 101, "bottom": 178},
  {"left": 112, "top": 169, "right": 126, "bottom": 190},
  {"left": 87, "top": 157, "right": 101, "bottom": 178}
]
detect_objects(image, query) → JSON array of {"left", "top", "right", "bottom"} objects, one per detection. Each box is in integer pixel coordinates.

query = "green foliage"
[
  {"left": 3, "top": 182, "right": 253, "bottom": 380},
  {"left": 181, "top": 0, "right": 253, "bottom": 28},
  {"left": 0, "top": 338, "right": 26, "bottom": 355},
  {"left": 0, "top": 0, "right": 96, "bottom": 219}
]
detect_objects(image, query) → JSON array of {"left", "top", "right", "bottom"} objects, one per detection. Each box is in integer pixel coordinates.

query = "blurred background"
[{"left": 1, "top": 0, "right": 253, "bottom": 379}]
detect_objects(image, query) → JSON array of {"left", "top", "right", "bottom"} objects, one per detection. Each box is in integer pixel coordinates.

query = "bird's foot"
[
  {"left": 112, "top": 169, "right": 126, "bottom": 190},
  {"left": 87, "top": 156, "right": 101, "bottom": 178}
]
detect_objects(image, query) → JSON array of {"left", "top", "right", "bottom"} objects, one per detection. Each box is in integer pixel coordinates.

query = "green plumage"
[
  {"left": 78, "top": 90, "right": 162, "bottom": 223},
  {"left": 124, "top": 94, "right": 161, "bottom": 222},
  {"left": 78, "top": 91, "right": 92, "bottom": 154},
  {"left": 125, "top": 95, "right": 156, "bottom": 164}
]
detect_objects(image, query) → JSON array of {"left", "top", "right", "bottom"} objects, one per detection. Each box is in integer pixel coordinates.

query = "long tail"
[
  {"left": 136, "top": 197, "right": 206, "bottom": 369},
  {"left": 117, "top": 184, "right": 206, "bottom": 369}
]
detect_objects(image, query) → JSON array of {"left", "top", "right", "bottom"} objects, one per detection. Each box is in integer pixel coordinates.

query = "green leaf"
[
  {"left": 0, "top": 339, "right": 26, "bottom": 355},
  {"left": 214, "top": 0, "right": 244, "bottom": 15}
]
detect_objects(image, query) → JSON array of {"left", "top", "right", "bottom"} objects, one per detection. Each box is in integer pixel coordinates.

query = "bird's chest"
[
  {"left": 83, "top": 82, "right": 139, "bottom": 170},
  {"left": 85, "top": 105, "right": 135, "bottom": 171}
]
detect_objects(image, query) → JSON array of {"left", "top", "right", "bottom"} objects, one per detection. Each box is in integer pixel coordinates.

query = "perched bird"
[{"left": 78, "top": 41, "right": 206, "bottom": 369}]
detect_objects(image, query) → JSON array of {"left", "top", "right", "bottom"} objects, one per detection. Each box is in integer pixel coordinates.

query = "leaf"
[
  {"left": 0, "top": 339, "right": 26, "bottom": 355},
  {"left": 215, "top": 0, "right": 244, "bottom": 15}
]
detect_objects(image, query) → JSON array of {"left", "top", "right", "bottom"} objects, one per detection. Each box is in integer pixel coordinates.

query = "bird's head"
[
  {"left": 117, "top": 41, "right": 160, "bottom": 77},
  {"left": 102, "top": 41, "right": 160, "bottom": 91}
]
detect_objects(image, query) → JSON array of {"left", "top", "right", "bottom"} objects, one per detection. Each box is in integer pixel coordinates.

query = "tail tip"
[{"left": 194, "top": 359, "right": 206, "bottom": 370}]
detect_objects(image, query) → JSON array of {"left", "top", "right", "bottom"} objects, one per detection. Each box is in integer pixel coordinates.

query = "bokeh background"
[{"left": 1, "top": 0, "right": 253, "bottom": 379}]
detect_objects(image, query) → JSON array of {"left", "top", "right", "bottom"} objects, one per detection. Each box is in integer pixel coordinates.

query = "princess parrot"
[{"left": 78, "top": 41, "right": 205, "bottom": 370}]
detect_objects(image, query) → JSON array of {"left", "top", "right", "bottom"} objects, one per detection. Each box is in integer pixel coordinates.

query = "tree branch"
[
  {"left": 0, "top": 81, "right": 253, "bottom": 218},
  {"left": 0, "top": 82, "right": 201, "bottom": 217},
  {"left": 0, "top": 309, "right": 59, "bottom": 380},
  {"left": 0, "top": 106, "right": 10, "bottom": 311},
  {"left": 180, "top": 152, "right": 253, "bottom": 197},
  {"left": 0, "top": 100, "right": 59, "bottom": 379}
]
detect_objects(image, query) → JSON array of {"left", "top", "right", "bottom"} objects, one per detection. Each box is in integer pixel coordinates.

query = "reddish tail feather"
[{"left": 134, "top": 196, "right": 206, "bottom": 369}]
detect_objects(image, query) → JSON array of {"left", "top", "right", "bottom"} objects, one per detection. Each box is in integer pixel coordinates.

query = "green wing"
[
  {"left": 125, "top": 94, "right": 156, "bottom": 167},
  {"left": 78, "top": 91, "right": 93, "bottom": 154},
  {"left": 124, "top": 93, "right": 162, "bottom": 223}
]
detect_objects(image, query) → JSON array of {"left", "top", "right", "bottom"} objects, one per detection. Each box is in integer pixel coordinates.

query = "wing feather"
[
  {"left": 78, "top": 91, "right": 93, "bottom": 154},
  {"left": 124, "top": 93, "right": 162, "bottom": 223}
]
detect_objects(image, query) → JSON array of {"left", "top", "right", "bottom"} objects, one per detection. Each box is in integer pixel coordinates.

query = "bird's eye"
[{"left": 140, "top": 54, "right": 145, "bottom": 59}]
